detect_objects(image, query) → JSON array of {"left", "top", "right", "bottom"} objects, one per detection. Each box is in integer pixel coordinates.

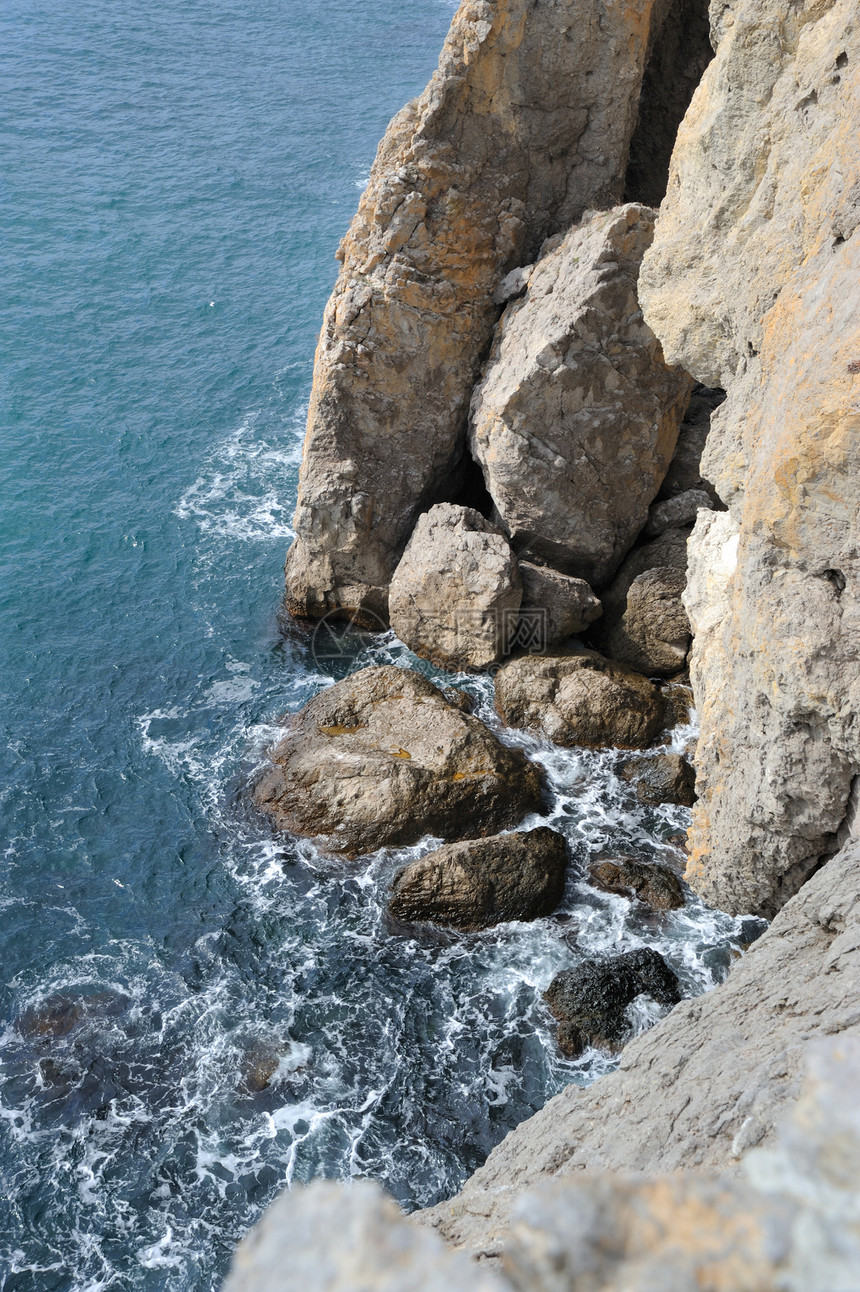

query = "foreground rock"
[
  {"left": 518, "top": 562, "right": 601, "bottom": 649},
  {"left": 285, "top": 0, "right": 679, "bottom": 622},
  {"left": 419, "top": 839, "right": 860, "bottom": 1257},
  {"left": 469, "top": 205, "right": 692, "bottom": 588},
  {"left": 253, "top": 667, "right": 541, "bottom": 856},
  {"left": 619, "top": 752, "right": 696, "bottom": 807},
  {"left": 389, "top": 505, "right": 521, "bottom": 670},
  {"left": 639, "top": 0, "right": 860, "bottom": 917},
  {"left": 544, "top": 949, "right": 681, "bottom": 1057},
  {"left": 589, "top": 857, "right": 685, "bottom": 910},
  {"left": 225, "top": 1035, "right": 860, "bottom": 1292},
  {"left": 496, "top": 651, "right": 665, "bottom": 750},
  {"left": 388, "top": 828, "right": 568, "bottom": 932}
]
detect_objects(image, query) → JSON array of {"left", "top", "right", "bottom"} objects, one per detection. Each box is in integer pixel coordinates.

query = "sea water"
[{"left": 0, "top": 3, "right": 762, "bottom": 1289}]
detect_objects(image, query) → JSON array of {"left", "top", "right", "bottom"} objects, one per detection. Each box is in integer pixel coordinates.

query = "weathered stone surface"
[
  {"left": 656, "top": 384, "right": 725, "bottom": 503},
  {"left": 286, "top": 0, "right": 676, "bottom": 622},
  {"left": 592, "top": 524, "right": 690, "bottom": 649},
  {"left": 604, "top": 566, "right": 690, "bottom": 677},
  {"left": 518, "top": 562, "right": 602, "bottom": 648},
  {"left": 388, "top": 828, "right": 568, "bottom": 931},
  {"left": 253, "top": 666, "right": 542, "bottom": 857},
  {"left": 639, "top": 0, "right": 860, "bottom": 918},
  {"left": 418, "top": 840, "right": 860, "bottom": 1258},
  {"left": 495, "top": 651, "right": 665, "bottom": 750},
  {"left": 589, "top": 856, "right": 686, "bottom": 909},
  {"left": 544, "top": 949, "right": 682, "bottom": 1058},
  {"left": 644, "top": 488, "right": 713, "bottom": 537},
  {"left": 619, "top": 752, "right": 696, "bottom": 807},
  {"left": 389, "top": 505, "right": 522, "bottom": 670},
  {"left": 469, "top": 205, "right": 692, "bottom": 589},
  {"left": 223, "top": 1179, "right": 508, "bottom": 1292}
]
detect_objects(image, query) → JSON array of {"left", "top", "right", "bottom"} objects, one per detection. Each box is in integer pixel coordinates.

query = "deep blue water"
[{"left": 0, "top": 4, "right": 761, "bottom": 1289}]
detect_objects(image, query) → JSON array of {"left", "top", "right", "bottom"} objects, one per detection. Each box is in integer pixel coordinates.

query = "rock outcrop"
[
  {"left": 495, "top": 651, "right": 666, "bottom": 750},
  {"left": 588, "top": 856, "right": 685, "bottom": 909},
  {"left": 544, "top": 949, "right": 682, "bottom": 1057},
  {"left": 389, "top": 504, "right": 522, "bottom": 670},
  {"left": 285, "top": 0, "right": 681, "bottom": 622},
  {"left": 639, "top": 0, "right": 860, "bottom": 917},
  {"left": 518, "top": 562, "right": 602, "bottom": 649},
  {"left": 253, "top": 666, "right": 542, "bottom": 856},
  {"left": 388, "top": 828, "right": 568, "bottom": 931},
  {"left": 469, "top": 204, "right": 692, "bottom": 588},
  {"left": 419, "top": 839, "right": 860, "bottom": 1257}
]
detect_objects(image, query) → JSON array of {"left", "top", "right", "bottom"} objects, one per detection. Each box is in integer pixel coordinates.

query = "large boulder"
[
  {"left": 495, "top": 651, "right": 665, "bottom": 750},
  {"left": 518, "top": 562, "right": 602, "bottom": 649},
  {"left": 285, "top": 0, "right": 681, "bottom": 623},
  {"left": 639, "top": 0, "right": 860, "bottom": 917},
  {"left": 544, "top": 949, "right": 682, "bottom": 1057},
  {"left": 388, "top": 828, "right": 568, "bottom": 931},
  {"left": 604, "top": 566, "right": 691, "bottom": 677},
  {"left": 253, "top": 667, "right": 542, "bottom": 857},
  {"left": 468, "top": 204, "right": 692, "bottom": 589},
  {"left": 588, "top": 857, "right": 685, "bottom": 911},
  {"left": 388, "top": 505, "right": 521, "bottom": 671}
]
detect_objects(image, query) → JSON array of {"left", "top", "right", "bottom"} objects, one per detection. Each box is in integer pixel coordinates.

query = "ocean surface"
[{"left": 0, "top": 4, "right": 763, "bottom": 1289}]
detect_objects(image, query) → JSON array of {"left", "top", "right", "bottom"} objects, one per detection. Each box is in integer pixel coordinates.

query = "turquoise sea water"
[{"left": 0, "top": 4, "right": 761, "bottom": 1289}]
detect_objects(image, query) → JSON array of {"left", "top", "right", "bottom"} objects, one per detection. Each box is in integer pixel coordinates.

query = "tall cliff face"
[
  {"left": 285, "top": 0, "right": 678, "bottom": 623},
  {"left": 640, "top": 0, "right": 860, "bottom": 917}
]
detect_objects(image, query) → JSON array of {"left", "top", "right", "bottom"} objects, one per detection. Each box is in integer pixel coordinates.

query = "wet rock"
[
  {"left": 518, "top": 563, "right": 602, "bottom": 649},
  {"left": 495, "top": 650, "right": 665, "bottom": 751},
  {"left": 544, "top": 949, "right": 681, "bottom": 1058},
  {"left": 619, "top": 752, "right": 696, "bottom": 808},
  {"left": 469, "top": 205, "right": 692, "bottom": 589},
  {"left": 644, "top": 488, "right": 713, "bottom": 538},
  {"left": 389, "top": 505, "right": 522, "bottom": 670},
  {"left": 17, "top": 991, "right": 130, "bottom": 1042},
  {"left": 589, "top": 858, "right": 685, "bottom": 911},
  {"left": 603, "top": 566, "right": 690, "bottom": 677},
  {"left": 285, "top": 0, "right": 679, "bottom": 623},
  {"left": 388, "top": 828, "right": 568, "bottom": 932},
  {"left": 253, "top": 666, "right": 542, "bottom": 857},
  {"left": 239, "top": 1041, "right": 282, "bottom": 1095},
  {"left": 660, "top": 678, "right": 694, "bottom": 729}
]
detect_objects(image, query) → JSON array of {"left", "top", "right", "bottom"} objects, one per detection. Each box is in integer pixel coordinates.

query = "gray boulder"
[
  {"left": 518, "top": 562, "right": 602, "bottom": 649},
  {"left": 388, "top": 505, "right": 521, "bottom": 671},
  {"left": 253, "top": 667, "right": 542, "bottom": 857},
  {"left": 644, "top": 488, "right": 713, "bottom": 538},
  {"left": 604, "top": 566, "right": 691, "bottom": 677},
  {"left": 388, "top": 828, "right": 568, "bottom": 932},
  {"left": 469, "top": 205, "right": 692, "bottom": 590},
  {"left": 495, "top": 651, "right": 665, "bottom": 750}
]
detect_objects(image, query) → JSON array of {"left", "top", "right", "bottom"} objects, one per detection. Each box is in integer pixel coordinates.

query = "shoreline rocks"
[
  {"left": 619, "top": 752, "right": 696, "bottom": 807},
  {"left": 253, "top": 666, "right": 542, "bottom": 856},
  {"left": 495, "top": 650, "right": 666, "bottom": 750},
  {"left": 544, "top": 948, "right": 682, "bottom": 1057},
  {"left": 388, "top": 828, "right": 568, "bottom": 932},
  {"left": 588, "top": 857, "right": 685, "bottom": 910}
]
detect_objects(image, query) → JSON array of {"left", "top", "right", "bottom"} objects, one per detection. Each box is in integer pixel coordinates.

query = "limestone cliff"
[
  {"left": 285, "top": 0, "right": 680, "bottom": 622},
  {"left": 639, "top": 0, "right": 860, "bottom": 917}
]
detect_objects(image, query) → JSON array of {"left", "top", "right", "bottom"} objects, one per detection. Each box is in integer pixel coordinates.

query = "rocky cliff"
[{"left": 639, "top": 0, "right": 860, "bottom": 917}]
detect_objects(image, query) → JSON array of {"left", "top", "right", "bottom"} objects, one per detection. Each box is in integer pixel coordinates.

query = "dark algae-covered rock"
[
  {"left": 544, "top": 949, "right": 682, "bottom": 1057},
  {"left": 588, "top": 858, "right": 685, "bottom": 911},
  {"left": 619, "top": 752, "right": 696, "bottom": 807},
  {"left": 388, "top": 828, "right": 568, "bottom": 932},
  {"left": 253, "top": 666, "right": 542, "bottom": 856}
]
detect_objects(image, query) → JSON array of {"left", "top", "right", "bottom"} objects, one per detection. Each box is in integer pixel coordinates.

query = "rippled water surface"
[{"left": 0, "top": 4, "right": 762, "bottom": 1289}]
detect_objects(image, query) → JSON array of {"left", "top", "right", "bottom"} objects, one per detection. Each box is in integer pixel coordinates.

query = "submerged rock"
[
  {"left": 589, "top": 857, "right": 685, "bottom": 911},
  {"left": 389, "top": 504, "right": 522, "bottom": 671},
  {"left": 544, "top": 949, "right": 681, "bottom": 1057},
  {"left": 253, "top": 666, "right": 542, "bottom": 857},
  {"left": 495, "top": 650, "right": 665, "bottom": 750},
  {"left": 285, "top": 0, "right": 677, "bottom": 623},
  {"left": 518, "top": 563, "right": 602, "bottom": 649},
  {"left": 619, "top": 752, "right": 696, "bottom": 807},
  {"left": 388, "top": 828, "right": 568, "bottom": 932},
  {"left": 469, "top": 204, "right": 692, "bottom": 589}
]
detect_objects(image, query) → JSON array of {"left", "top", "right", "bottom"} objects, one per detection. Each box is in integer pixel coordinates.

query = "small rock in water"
[
  {"left": 544, "top": 949, "right": 682, "bottom": 1057},
  {"left": 588, "top": 857, "right": 685, "bottom": 911},
  {"left": 495, "top": 649, "right": 665, "bottom": 750},
  {"left": 619, "top": 752, "right": 696, "bottom": 807},
  {"left": 388, "top": 827, "right": 569, "bottom": 932},
  {"left": 254, "top": 666, "right": 543, "bottom": 856}
]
